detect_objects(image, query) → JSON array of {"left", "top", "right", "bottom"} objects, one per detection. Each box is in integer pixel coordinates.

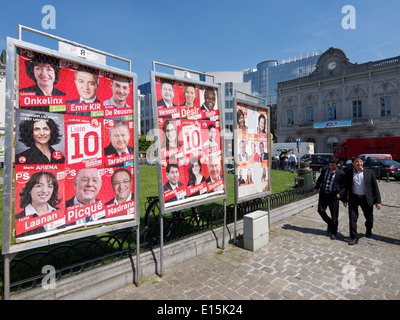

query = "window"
[
  {"left": 326, "top": 137, "right": 339, "bottom": 153},
  {"left": 328, "top": 103, "right": 337, "bottom": 120},
  {"left": 225, "top": 82, "right": 233, "bottom": 96},
  {"left": 225, "top": 100, "right": 233, "bottom": 109},
  {"left": 306, "top": 106, "right": 314, "bottom": 123},
  {"left": 380, "top": 96, "right": 391, "bottom": 117},
  {"left": 352, "top": 100, "right": 362, "bottom": 118},
  {"left": 225, "top": 112, "right": 233, "bottom": 122},
  {"left": 287, "top": 109, "right": 294, "bottom": 126}
]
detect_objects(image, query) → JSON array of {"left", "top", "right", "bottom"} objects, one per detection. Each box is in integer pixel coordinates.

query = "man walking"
[
  {"left": 343, "top": 155, "right": 382, "bottom": 245},
  {"left": 313, "top": 157, "right": 346, "bottom": 240}
]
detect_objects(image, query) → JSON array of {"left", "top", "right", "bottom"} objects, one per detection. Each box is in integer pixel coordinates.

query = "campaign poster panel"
[
  {"left": 18, "top": 48, "right": 134, "bottom": 119},
  {"left": 11, "top": 47, "right": 137, "bottom": 243},
  {"left": 154, "top": 75, "right": 226, "bottom": 210},
  {"left": 236, "top": 101, "right": 270, "bottom": 201}
]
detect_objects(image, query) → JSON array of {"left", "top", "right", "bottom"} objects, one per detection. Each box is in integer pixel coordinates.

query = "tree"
[{"left": 138, "top": 135, "right": 153, "bottom": 152}]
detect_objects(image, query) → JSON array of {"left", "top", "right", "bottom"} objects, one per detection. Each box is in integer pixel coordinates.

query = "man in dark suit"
[
  {"left": 105, "top": 168, "right": 133, "bottom": 205},
  {"left": 164, "top": 163, "right": 184, "bottom": 203},
  {"left": 313, "top": 157, "right": 346, "bottom": 240},
  {"left": 104, "top": 121, "right": 134, "bottom": 156},
  {"left": 157, "top": 80, "right": 176, "bottom": 119},
  {"left": 343, "top": 155, "right": 382, "bottom": 245},
  {"left": 259, "top": 142, "right": 269, "bottom": 162},
  {"left": 65, "top": 168, "right": 103, "bottom": 225},
  {"left": 67, "top": 66, "right": 100, "bottom": 116},
  {"left": 206, "top": 156, "right": 224, "bottom": 193}
]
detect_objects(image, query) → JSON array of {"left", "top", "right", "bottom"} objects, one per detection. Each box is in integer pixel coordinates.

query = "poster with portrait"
[
  {"left": 152, "top": 74, "right": 227, "bottom": 212},
  {"left": 103, "top": 119, "right": 134, "bottom": 168},
  {"left": 234, "top": 99, "right": 271, "bottom": 202},
  {"left": 17, "top": 48, "right": 134, "bottom": 119},
  {"left": 14, "top": 168, "right": 66, "bottom": 241},
  {"left": 14, "top": 109, "right": 65, "bottom": 167},
  {"left": 8, "top": 45, "right": 138, "bottom": 244}
]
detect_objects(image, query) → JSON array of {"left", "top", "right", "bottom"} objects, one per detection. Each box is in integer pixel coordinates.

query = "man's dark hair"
[
  {"left": 329, "top": 157, "right": 339, "bottom": 164},
  {"left": 166, "top": 162, "right": 179, "bottom": 173}
]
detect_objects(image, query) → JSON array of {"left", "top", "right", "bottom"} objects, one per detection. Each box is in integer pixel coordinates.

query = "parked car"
[
  {"left": 359, "top": 154, "right": 392, "bottom": 160},
  {"left": 300, "top": 153, "right": 333, "bottom": 172},
  {"left": 363, "top": 158, "right": 400, "bottom": 180}
]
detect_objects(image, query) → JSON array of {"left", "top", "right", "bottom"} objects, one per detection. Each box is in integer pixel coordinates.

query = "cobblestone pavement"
[{"left": 99, "top": 179, "right": 400, "bottom": 300}]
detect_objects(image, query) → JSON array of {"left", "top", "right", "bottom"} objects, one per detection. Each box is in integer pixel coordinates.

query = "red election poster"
[
  {"left": 17, "top": 48, "right": 134, "bottom": 119},
  {"left": 155, "top": 78, "right": 181, "bottom": 119},
  {"left": 181, "top": 119, "right": 202, "bottom": 159},
  {"left": 103, "top": 166, "right": 135, "bottom": 221},
  {"left": 14, "top": 167, "right": 65, "bottom": 240},
  {"left": 101, "top": 72, "right": 134, "bottom": 121},
  {"left": 159, "top": 118, "right": 183, "bottom": 160},
  {"left": 64, "top": 164, "right": 106, "bottom": 227},
  {"left": 154, "top": 76, "right": 225, "bottom": 209},
  {"left": 18, "top": 48, "right": 67, "bottom": 113},
  {"left": 162, "top": 159, "right": 187, "bottom": 204},
  {"left": 103, "top": 119, "right": 134, "bottom": 167},
  {"left": 64, "top": 115, "right": 104, "bottom": 168},
  {"left": 14, "top": 109, "right": 65, "bottom": 166},
  {"left": 64, "top": 115, "right": 104, "bottom": 227},
  {"left": 11, "top": 47, "right": 137, "bottom": 243},
  {"left": 200, "top": 120, "right": 221, "bottom": 159}
]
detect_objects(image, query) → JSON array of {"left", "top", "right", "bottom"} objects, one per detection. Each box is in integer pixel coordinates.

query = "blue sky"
[{"left": 1, "top": 0, "right": 400, "bottom": 85}]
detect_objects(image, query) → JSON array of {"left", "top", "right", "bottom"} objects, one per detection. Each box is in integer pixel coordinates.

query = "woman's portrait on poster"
[
  {"left": 16, "top": 171, "right": 62, "bottom": 236},
  {"left": 187, "top": 157, "right": 206, "bottom": 196},
  {"left": 257, "top": 113, "right": 267, "bottom": 134},
  {"left": 181, "top": 85, "right": 197, "bottom": 107},
  {"left": 20, "top": 53, "right": 65, "bottom": 111},
  {"left": 237, "top": 109, "right": 247, "bottom": 131},
  {"left": 161, "top": 120, "right": 181, "bottom": 151},
  {"left": 15, "top": 114, "right": 65, "bottom": 165}
]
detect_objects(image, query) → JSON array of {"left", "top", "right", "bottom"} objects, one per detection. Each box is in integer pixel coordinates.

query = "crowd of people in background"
[{"left": 272, "top": 151, "right": 298, "bottom": 171}]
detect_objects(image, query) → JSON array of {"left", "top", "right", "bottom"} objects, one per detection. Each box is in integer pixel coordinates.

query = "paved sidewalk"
[{"left": 99, "top": 179, "right": 400, "bottom": 300}]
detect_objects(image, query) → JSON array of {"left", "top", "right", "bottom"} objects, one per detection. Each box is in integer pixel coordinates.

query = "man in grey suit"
[{"left": 343, "top": 155, "right": 382, "bottom": 245}]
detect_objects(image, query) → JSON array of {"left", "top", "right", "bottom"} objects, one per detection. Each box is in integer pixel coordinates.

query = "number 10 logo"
[{"left": 67, "top": 123, "right": 103, "bottom": 164}]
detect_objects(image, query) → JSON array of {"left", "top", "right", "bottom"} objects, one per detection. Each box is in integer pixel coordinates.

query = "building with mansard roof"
[{"left": 276, "top": 47, "right": 400, "bottom": 153}]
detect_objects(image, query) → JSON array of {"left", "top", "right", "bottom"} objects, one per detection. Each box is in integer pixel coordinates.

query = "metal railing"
[{"left": 1, "top": 186, "right": 314, "bottom": 297}]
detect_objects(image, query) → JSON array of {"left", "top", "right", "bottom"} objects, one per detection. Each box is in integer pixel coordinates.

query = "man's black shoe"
[
  {"left": 330, "top": 234, "right": 336, "bottom": 240},
  {"left": 348, "top": 238, "right": 358, "bottom": 245},
  {"left": 366, "top": 231, "right": 372, "bottom": 238}
]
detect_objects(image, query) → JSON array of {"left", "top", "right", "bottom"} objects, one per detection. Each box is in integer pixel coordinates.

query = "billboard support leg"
[
  {"left": 3, "top": 253, "right": 16, "bottom": 300},
  {"left": 160, "top": 213, "right": 164, "bottom": 277},
  {"left": 268, "top": 196, "right": 271, "bottom": 231},
  {"left": 135, "top": 225, "right": 140, "bottom": 287},
  {"left": 234, "top": 203, "right": 237, "bottom": 244},
  {"left": 222, "top": 199, "right": 227, "bottom": 250}
]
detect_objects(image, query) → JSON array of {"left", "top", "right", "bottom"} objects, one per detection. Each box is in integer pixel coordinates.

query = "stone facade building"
[{"left": 276, "top": 47, "right": 400, "bottom": 153}]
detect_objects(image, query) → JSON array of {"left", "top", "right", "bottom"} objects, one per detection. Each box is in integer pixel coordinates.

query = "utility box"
[{"left": 243, "top": 210, "right": 269, "bottom": 252}]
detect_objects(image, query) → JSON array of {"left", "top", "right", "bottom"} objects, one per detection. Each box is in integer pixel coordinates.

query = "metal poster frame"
[
  {"left": 2, "top": 28, "right": 140, "bottom": 298},
  {"left": 150, "top": 62, "right": 229, "bottom": 275},
  {"left": 233, "top": 92, "right": 271, "bottom": 241}
]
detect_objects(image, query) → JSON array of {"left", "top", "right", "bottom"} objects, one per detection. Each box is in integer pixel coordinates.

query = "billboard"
[
  {"left": 234, "top": 99, "right": 271, "bottom": 202},
  {"left": 151, "top": 74, "right": 227, "bottom": 213},
  {"left": 9, "top": 45, "right": 137, "bottom": 244}
]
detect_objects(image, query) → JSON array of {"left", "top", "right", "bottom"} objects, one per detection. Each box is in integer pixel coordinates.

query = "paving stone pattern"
[{"left": 99, "top": 180, "right": 400, "bottom": 300}]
